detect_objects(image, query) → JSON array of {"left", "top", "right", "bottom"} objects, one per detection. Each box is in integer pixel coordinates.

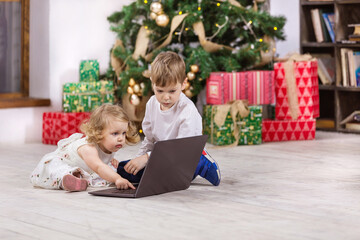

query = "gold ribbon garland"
[
  {"left": 110, "top": 39, "right": 125, "bottom": 78},
  {"left": 133, "top": 26, "right": 151, "bottom": 60},
  {"left": 218, "top": 0, "right": 244, "bottom": 8},
  {"left": 193, "top": 21, "right": 234, "bottom": 53},
  {"left": 111, "top": 0, "right": 268, "bottom": 77}
]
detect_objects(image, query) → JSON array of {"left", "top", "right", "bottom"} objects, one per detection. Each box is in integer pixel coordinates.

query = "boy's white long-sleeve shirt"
[{"left": 137, "top": 92, "right": 202, "bottom": 157}]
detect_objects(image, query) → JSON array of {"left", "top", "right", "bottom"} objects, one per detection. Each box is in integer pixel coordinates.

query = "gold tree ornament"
[
  {"left": 150, "top": 2, "right": 163, "bottom": 14},
  {"left": 129, "top": 78, "right": 136, "bottom": 87},
  {"left": 156, "top": 14, "right": 169, "bottom": 27},
  {"left": 184, "top": 81, "right": 190, "bottom": 90},
  {"left": 150, "top": 12, "right": 157, "bottom": 20},
  {"left": 130, "top": 94, "right": 140, "bottom": 106},
  {"left": 133, "top": 84, "right": 140, "bottom": 93},
  {"left": 187, "top": 71, "right": 196, "bottom": 81},
  {"left": 127, "top": 86, "right": 134, "bottom": 94},
  {"left": 185, "top": 89, "right": 193, "bottom": 98},
  {"left": 190, "top": 64, "right": 199, "bottom": 73}
]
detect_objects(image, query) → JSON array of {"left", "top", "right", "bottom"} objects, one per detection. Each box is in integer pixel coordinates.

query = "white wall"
[
  {"left": 271, "top": 0, "right": 300, "bottom": 57},
  {"left": 0, "top": 0, "right": 134, "bottom": 144},
  {"left": 0, "top": 0, "right": 299, "bottom": 144}
]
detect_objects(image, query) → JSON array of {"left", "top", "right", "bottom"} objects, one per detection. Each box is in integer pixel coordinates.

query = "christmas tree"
[{"left": 106, "top": 0, "right": 286, "bottom": 106}]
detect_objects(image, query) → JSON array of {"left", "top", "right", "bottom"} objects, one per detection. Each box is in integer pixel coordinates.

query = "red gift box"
[
  {"left": 206, "top": 71, "right": 275, "bottom": 105},
  {"left": 262, "top": 119, "right": 316, "bottom": 142},
  {"left": 42, "top": 112, "right": 91, "bottom": 145},
  {"left": 274, "top": 60, "right": 319, "bottom": 120}
]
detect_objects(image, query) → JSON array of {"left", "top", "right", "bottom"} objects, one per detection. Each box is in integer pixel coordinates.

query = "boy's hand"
[
  {"left": 115, "top": 177, "right": 136, "bottom": 190},
  {"left": 124, "top": 154, "right": 148, "bottom": 175},
  {"left": 111, "top": 158, "right": 119, "bottom": 169}
]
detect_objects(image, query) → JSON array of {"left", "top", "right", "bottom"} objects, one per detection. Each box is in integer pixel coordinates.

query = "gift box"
[
  {"left": 203, "top": 101, "right": 262, "bottom": 146},
  {"left": 274, "top": 56, "right": 320, "bottom": 120},
  {"left": 42, "top": 112, "right": 91, "bottom": 145},
  {"left": 262, "top": 119, "right": 316, "bottom": 142},
  {"left": 206, "top": 71, "right": 275, "bottom": 105},
  {"left": 79, "top": 60, "right": 99, "bottom": 82},
  {"left": 62, "top": 80, "right": 114, "bottom": 113}
]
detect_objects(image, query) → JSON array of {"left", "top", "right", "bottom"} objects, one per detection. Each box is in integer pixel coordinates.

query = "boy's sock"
[
  {"left": 116, "top": 160, "right": 144, "bottom": 183},
  {"left": 62, "top": 174, "right": 88, "bottom": 192},
  {"left": 193, "top": 150, "right": 221, "bottom": 186}
]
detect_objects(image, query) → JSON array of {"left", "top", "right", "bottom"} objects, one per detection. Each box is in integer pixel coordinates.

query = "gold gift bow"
[
  {"left": 210, "top": 100, "right": 250, "bottom": 146},
  {"left": 281, "top": 53, "right": 314, "bottom": 120}
]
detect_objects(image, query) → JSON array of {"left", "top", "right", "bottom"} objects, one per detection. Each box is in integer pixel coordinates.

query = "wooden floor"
[{"left": 1, "top": 131, "right": 360, "bottom": 240}]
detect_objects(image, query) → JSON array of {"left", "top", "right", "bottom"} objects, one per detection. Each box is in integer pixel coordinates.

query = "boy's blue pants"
[{"left": 116, "top": 154, "right": 207, "bottom": 183}]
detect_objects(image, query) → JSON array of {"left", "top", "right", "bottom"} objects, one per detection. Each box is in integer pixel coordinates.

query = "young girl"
[{"left": 30, "top": 104, "right": 140, "bottom": 192}]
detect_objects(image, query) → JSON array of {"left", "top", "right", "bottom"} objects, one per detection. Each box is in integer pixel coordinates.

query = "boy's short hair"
[{"left": 150, "top": 51, "right": 186, "bottom": 87}]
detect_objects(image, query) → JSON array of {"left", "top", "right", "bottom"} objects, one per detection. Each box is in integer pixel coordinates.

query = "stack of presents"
[
  {"left": 42, "top": 60, "right": 115, "bottom": 145},
  {"left": 203, "top": 54, "right": 319, "bottom": 145}
]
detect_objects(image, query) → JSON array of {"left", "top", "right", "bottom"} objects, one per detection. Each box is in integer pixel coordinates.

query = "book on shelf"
[
  {"left": 310, "top": 9, "right": 324, "bottom": 43},
  {"left": 349, "top": 35, "right": 360, "bottom": 42},
  {"left": 345, "top": 123, "right": 360, "bottom": 131},
  {"left": 310, "top": 8, "right": 334, "bottom": 43},
  {"left": 316, "top": 119, "right": 334, "bottom": 129},
  {"left": 316, "top": 55, "right": 335, "bottom": 85},
  {"left": 340, "top": 48, "right": 351, "bottom": 87},
  {"left": 354, "top": 52, "right": 360, "bottom": 87},
  {"left": 322, "top": 12, "right": 335, "bottom": 43},
  {"left": 348, "top": 24, "right": 360, "bottom": 41},
  {"left": 347, "top": 50, "right": 356, "bottom": 87},
  {"left": 340, "top": 111, "right": 360, "bottom": 131},
  {"left": 340, "top": 49, "right": 360, "bottom": 87}
]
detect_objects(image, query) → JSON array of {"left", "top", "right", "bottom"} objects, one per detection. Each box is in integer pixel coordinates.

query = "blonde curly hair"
[{"left": 80, "top": 103, "right": 140, "bottom": 145}]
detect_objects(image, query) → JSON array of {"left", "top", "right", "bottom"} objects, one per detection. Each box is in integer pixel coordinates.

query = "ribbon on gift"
[
  {"left": 282, "top": 53, "right": 314, "bottom": 120},
  {"left": 210, "top": 100, "right": 250, "bottom": 146}
]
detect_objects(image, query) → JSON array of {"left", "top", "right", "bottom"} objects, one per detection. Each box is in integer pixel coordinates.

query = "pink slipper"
[{"left": 62, "top": 174, "right": 88, "bottom": 192}]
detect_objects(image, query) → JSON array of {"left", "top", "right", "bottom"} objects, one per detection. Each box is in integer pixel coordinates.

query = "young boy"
[{"left": 112, "top": 51, "right": 221, "bottom": 186}]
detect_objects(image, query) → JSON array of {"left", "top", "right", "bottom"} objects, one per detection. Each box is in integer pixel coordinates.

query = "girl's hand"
[
  {"left": 115, "top": 177, "right": 135, "bottom": 190},
  {"left": 111, "top": 158, "right": 119, "bottom": 169},
  {"left": 124, "top": 154, "right": 148, "bottom": 175}
]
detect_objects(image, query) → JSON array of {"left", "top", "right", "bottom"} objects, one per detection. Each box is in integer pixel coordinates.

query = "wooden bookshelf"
[{"left": 300, "top": 0, "right": 360, "bottom": 133}]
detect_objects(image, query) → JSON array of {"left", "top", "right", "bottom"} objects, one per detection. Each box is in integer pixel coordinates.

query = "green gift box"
[
  {"left": 79, "top": 60, "right": 99, "bottom": 82},
  {"left": 203, "top": 102, "right": 262, "bottom": 146},
  {"left": 62, "top": 80, "right": 114, "bottom": 113}
]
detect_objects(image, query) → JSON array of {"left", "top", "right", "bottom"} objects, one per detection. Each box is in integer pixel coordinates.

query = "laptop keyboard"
[{"left": 109, "top": 188, "right": 137, "bottom": 194}]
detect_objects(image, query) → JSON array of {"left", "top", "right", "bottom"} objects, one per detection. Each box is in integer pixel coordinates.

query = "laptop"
[{"left": 88, "top": 135, "right": 208, "bottom": 198}]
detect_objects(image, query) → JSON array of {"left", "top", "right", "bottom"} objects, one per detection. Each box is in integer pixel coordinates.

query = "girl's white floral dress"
[{"left": 30, "top": 133, "right": 115, "bottom": 189}]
